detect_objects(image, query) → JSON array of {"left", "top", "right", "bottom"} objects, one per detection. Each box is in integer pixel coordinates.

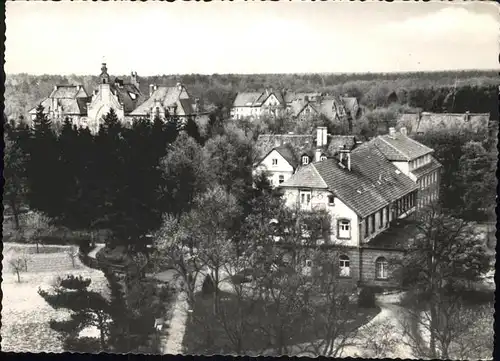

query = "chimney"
[
  {"left": 131, "top": 71, "right": 139, "bottom": 88},
  {"left": 339, "top": 146, "right": 352, "bottom": 171},
  {"left": 149, "top": 84, "right": 156, "bottom": 97},
  {"left": 176, "top": 82, "right": 183, "bottom": 91},
  {"left": 54, "top": 85, "right": 58, "bottom": 91},
  {"left": 315, "top": 149, "right": 322, "bottom": 162},
  {"left": 400, "top": 127, "right": 407, "bottom": 136},
  {"left": 317, "top": 127, "right": 328, "bottom": 147},
  {"left": 389, "top": 127, "right": 396, "bottom": 136}
]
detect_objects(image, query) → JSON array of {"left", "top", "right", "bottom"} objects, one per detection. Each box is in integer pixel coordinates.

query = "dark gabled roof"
[
  {"left": 372, "top": 132, "right": 433, "bottom": 161},
  {"left": 410, "top": 157, "right": 442, "bottom": 178},
  {"left": 112, "top": 82, "right": 145, "bottom": 114},
  {"left": 282, "top": 142, "right": 418, "bottom": 218},
  {"left": 178, "top": 98, "right": 195, "bottom": 115},
  {"left": 274, "top": 144, "right": 300, "bottom": 168},
  {"left": 319, "top": 144, "right": 418, "bottom": 217}
]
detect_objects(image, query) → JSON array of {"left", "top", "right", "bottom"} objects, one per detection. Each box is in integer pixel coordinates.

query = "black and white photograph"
[{"left": 2, "top": 0, "right": 497, "bottom": 358}]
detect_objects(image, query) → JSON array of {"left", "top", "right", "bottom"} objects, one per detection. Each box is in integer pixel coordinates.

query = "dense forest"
[{"left": 5, "top": 70, "right": 499, "bottom": 122}]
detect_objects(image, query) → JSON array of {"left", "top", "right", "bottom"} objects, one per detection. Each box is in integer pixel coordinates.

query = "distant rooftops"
[{"left": 397, "top": 111, "right": 490, "bottom": 135}]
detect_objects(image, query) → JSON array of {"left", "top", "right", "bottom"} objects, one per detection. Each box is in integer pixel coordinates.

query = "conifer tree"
[{"left": 24, "top": 105, "right": 60, "bottom": 218}]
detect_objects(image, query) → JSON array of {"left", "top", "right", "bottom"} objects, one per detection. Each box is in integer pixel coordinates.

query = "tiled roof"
[
  {"left": 410, "top": 157, "right": 442, "bottom": 178},
  {"left": 30, "top": 85, "right": 89, "bottom": 115},
  {"left": 280, "top": 163, "right": 328, "bottom": 189},
  {"left": 255, "top": 134, "right": 315, "bottom": 161},
  {"left": 178, "top": 98, "right": 195, "bottom": 115},
  {"left": 340, "top": 97, "right": 359, "bottom": 118},
  {"left": 233, "top": 90, "right": 286, "bottom": 108},
  {"left": 397, "top": 112, "right": 490, "bottom": 134},
  {"left": 113, "top": 82, "right": 145, "bottom": 114},
  {"left": 130, "top": 86, "right": 185, "bottom": 116},
  {"left": 417, "top": 112, "right": 490, "bottom": 134},
  {"left": 372, "top": 133, "right": 433, "bottom": 161},
  {"left": 49, "top": 85, "right": 88, "bottom": 99},
  {"left": 326, "top": 135, "right": 357, "bottom": 155},
  {"left": 313, "top": 143, "right": 419, "bottom": 218},
  {"left": 396, "top": 113, "right": 420, "bottom": 134},
  {"left": 289, "top": 100, "right": 310, "bottom": 117},
  {"left": 315, "top": 96, "right": 344, "bottom": 121},
  {"left": 233, "top": 92, "right": 264, "bottom": 107},
  {"left": 29, "top": 96, "right": 90, "bottom": 116}
]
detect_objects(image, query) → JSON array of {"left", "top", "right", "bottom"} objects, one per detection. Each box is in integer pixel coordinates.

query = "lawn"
[
  {"left": 2, "top": 243, "right": 110, "bottom": 352},
  {"left": 182, "top": 289, "right": 380, "bottom": 355}
]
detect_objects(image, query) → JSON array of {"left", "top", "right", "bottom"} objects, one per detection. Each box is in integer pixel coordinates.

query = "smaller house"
[
  {"left": 340, "top": 96, "right": 361, "bottom": 121},
  {"left": 290, "top": 95, "right": 349, "bottom": 125},
  {"left": 397, "top": 111, "right": 490, "bottom": 135},
  {"left": 231, "top": 89, "right": 286, "bottom": 120},
  {"left": 253, "top": 127, "right": 357, "bottom": 187}
]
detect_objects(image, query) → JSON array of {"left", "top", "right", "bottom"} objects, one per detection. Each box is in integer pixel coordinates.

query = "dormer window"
[
  {"left": 320, "top": 155, "right": 327, "bottom": 161},
  {"left": 302, "top": 156, "right": 309, "bottom": 165},
  {"left": 129, "top": 92, "right": 137, "bottom": 100}
]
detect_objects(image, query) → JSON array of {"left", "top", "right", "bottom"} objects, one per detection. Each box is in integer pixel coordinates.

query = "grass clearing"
[{"left": 2, "top": 243, "right": 109, "bottom": 352}]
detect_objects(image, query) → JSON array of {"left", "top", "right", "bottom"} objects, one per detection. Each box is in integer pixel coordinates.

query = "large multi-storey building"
[
  {"left": 254, "top": 126, "right": 442, "bottom": 287},
  {"left": 28, "top": 63, "right": 205, "bottom": 133}
]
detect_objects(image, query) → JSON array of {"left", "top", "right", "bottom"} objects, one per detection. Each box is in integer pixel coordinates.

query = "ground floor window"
[
  {"left": 375, "top": 257, "right": 389, "bottom": 279},
  {"left": 278, "top": 175, "right": 285, "bottom": 184},
  {"left": 339, "top": 255, "right": 350, "bottom": 277}
]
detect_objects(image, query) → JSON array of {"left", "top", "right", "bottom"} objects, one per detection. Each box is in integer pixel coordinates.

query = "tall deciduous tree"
[
  {"left": 395, "top": 206, "right": 491, "bottom": 358},
  {"left": 159, "top": 132, "right": 209, "bottom": 218}
]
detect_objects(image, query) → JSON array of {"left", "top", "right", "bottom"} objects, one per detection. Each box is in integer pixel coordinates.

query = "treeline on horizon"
[{"left": 5, "top": 69, "right": 499, "bottom": 121}]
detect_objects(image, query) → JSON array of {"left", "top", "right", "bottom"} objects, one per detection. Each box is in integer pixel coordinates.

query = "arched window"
[
  {"left": 375, "top": 257, "right": 389, "bottom": 279},
  {"left": 339, "top": 255, "right": 350, "bottom": 277}
]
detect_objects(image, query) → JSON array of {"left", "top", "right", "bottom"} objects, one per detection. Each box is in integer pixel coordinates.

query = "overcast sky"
[{"left": 5, "top": 0, "right": 499, "bottom": 75}]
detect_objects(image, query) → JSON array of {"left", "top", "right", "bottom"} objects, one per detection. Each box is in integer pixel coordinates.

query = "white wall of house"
[
  {"left": 281, "top": 187, "right": 360, "bottom": 247},
  {"left": 255, "top": 150, "right": 295, "bottom": 187},
  {"left": 391, "top": 161, "right": 413, "bottom": 180}
]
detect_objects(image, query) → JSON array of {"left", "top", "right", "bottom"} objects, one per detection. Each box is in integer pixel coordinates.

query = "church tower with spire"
[{"left": 86, "top": 62, "right": 125, "bottom": 133}]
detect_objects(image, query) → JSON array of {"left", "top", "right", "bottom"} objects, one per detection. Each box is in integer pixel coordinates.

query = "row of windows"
[
  {"left": 419, "top": 171, "right": 438, "bottom": 189},
  {"left": 298, "top": 190, "right": 335, "bottom": 207},
  {"left": 362, "top": 193, "right": 416, "bottom": 238},
  {"left": 410, "top": 154, "right": 431, "bottom": 170},
  {"left": 309, "top": 255, "right": 389, "bottom": 280}
]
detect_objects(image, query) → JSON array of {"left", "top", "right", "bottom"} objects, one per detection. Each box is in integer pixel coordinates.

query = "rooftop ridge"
[{"left": 378, "top": 135, "right": 410, "bottom": 160}]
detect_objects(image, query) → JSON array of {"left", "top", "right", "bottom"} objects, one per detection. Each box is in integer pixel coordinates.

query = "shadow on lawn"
[{"left": 182, "top": 290, "right": 380, "bottom": 355}]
